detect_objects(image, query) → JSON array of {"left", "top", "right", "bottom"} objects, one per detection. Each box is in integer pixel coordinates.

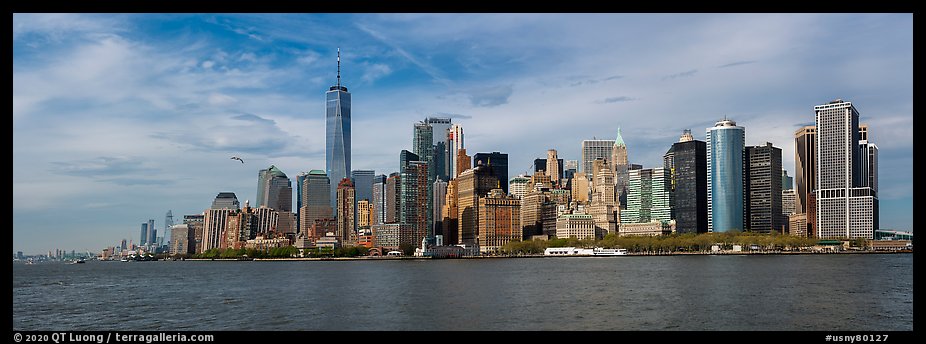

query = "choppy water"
[{"left": 12, "top": 254, "right": 913, "bottom": 330}]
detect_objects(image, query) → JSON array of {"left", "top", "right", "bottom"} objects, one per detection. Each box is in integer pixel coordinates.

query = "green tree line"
[{"left": 503, "top": 232, "right": 850, "bottom": 255}]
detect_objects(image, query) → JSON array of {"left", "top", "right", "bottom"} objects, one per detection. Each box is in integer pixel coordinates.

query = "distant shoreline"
[{"left": 173, "top": 250, "right": 912, "bottom": 261}]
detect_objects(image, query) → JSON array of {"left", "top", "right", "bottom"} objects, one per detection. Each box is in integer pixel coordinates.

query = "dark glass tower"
[
  {"left": 664, "top": 134, "right": 708, "bottom": 234},
  {"left": 326, "top": 49, "right": 351, "bottom": 211},
  {"left": 473, "top": 152, "right": 508, "bottom": 194}
]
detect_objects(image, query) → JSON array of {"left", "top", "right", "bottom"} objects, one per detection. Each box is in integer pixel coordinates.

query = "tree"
[{"left": 399, "top": 243, "right": 415, "bottom": 256}]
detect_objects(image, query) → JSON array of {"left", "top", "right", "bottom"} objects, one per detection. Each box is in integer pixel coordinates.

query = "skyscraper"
[
  {"left": 351, "top": 169, "right": 375, "bottom": 232},
  {"left": 478, "top": 189, "right": 521, "bottom": 254},
  {"left": 456, "top": 163, "right": 499, "bottom": 248},
  {"left": 611, "top": 128, "right": 630, "bottom": 209},
  {"left": 372, "top": 174, "right": 387, "bottom": 226},
  {"left": 782, "top": 170, "right": 793, "bottom": 191},
  {"left": 336, "top": 178, "right": 356, "bottom": 245},
  {"left": 296, "top": 172, "right": 308, "bottom": 232},
  {"left": 413, "top": 121, "right": 436, "bottom": 239},
  {"left": 257, "top": 165, "right": 292, "bottom": 212},
  {"left": 203, "top": 192, "right": 239, "bottom": 251},
  {"left": 745, "top": 142, "right": 783, "bottom": 233},
  {"left": 814, "top": 99, "right": 877, "bottom": 239},
  {"left": 147, "top": 219, "right": 156, "bottom": 247},
  {"left": 664, "top": 131, "right": 707, "bottom": 234},
  {"left": 794, "top": 125, "right": 816, "bottom": 236},
  {"left": 326, "top": 48, "right": 351, "bottom": 211},
  {"left": 400, "top": 155, "right": 428, "bottom": 245},
  {"left": 473, "top": 152, "right": 508, "bottom": 194},
  {"left": 707, "top": 119, "right": 745, "bottom": 233},
  {"left": 582, "top": 138, "right": 615, "bottom": 175},
  {"left": 385, "top": 173, "right": 400, "bottom": 224},
  {"left": 508, "top": 175, "right": 531, "bottom": 199},
  {"left": 433, "top": 179, "right": 448, "bottom": 237},
  {"left": 546, "top": 149, "right": 560, "bottom": 186},
  {"left": 139, "top": 223, "right": 148, "bottom": 246},
  {"left": 620, "top": 168, "right": 672, "bottom": 224},
  {"left": 299, "top": 170, "right": 332, "bottom": 236},
  {"left": 456, "top": 148, "right": 471, "bottom": 178},
  {"left": 426, "top": 117, "right": 453, "bottom": 182},
  {"left": 448, "top": 124, "right": 464, "bottom": 177}
]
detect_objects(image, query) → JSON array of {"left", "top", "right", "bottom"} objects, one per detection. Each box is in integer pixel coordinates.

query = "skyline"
[{"left": 12, "top": 13, "right": 912, "bottom": 254}]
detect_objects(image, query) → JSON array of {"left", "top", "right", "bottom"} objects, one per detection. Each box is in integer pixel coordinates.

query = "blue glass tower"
[
  {"left": 326, "top": 49, "right": 351, "bottom": 211},
  {"left": 706, "top": 119, "right": 745, "bottom": 232}
]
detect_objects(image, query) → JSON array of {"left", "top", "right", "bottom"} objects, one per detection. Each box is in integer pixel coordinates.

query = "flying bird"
[{"left": 230, "top": 156, "right": 244, "bottom": 164}]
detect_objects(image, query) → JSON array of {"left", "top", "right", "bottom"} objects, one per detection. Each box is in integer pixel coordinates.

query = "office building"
[
  {"left": 336, "top": 178, "right": 356, "bottom": 245},
  {"left": 620, "top": 167, "right": 672, "bottom": 224},
  {"left": 357, "top": 199, "right": 372, "bottom": 229},
  {"left": 508, "top": 175, "right": 531, "bottom": 199},
  {"left": 139, "top": 223, "right": 148, "bottom": 246},
  {"left": 556, "top": 214, "right": 596, "bottom": 239},
  {"left": 582, "top": 138, "right": 615, "bottom": 175},
  {"left": 664, "top": 131, "right": 708, "bottom": 234},
  {"left": 433, "top": 179, "right": 448, "bottom": 236},
  {"left": 477, "top": 189, "right": 522, "bottom": 254},
  {"left": 169, "top": 223, "right": 195, "bottom": 255},
  {"left": 448, "top": 124, "right": 465, "bottom": 177},
  {"left": 456, "top": 163, "right": 499, "bottom": 247},
  {"left": 611, "top": 128, "right": 630, "bottom": 209},
  {"left": 794, "top": 125, "right": 816, "bottom": 236},
  {"left": 326, "top": 49, "right": 352, "bottom": 211},
  {"left": 300, "top": 170, "right": 332, "bottom": 236},
  {"left": 372, "top": 174, "right": 387, "bottom": 226},
  {"left": 814, "top": 99, "right": 878, "bottom": 239},
  {"left": 782, "top": 170, "right": 793, "bottom": 191},
  {"left": 571, "top": 172, "right": 589, "bottom": 203},
  {"left": 473, "top": 152, "right": 509, "bottom": 194},
  {"left": 745, "top": 142, "right": 783, "bottom": 233},
  {"left": 203, "top": 192, "right": 240, "bottom": 251},
  {"left": 441, "top": 180, "right": 459, "bottom": 244},
  {"left": 385, "top": 173, "right": 400, "bottom": 224},
  {"left": 707, "top": 119, "right": 745, "bottom": 232}
]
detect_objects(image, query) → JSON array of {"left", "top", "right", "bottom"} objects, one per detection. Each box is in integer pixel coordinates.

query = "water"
[{"left": 13, "top": 254, "right": 912, "bottom": 331}]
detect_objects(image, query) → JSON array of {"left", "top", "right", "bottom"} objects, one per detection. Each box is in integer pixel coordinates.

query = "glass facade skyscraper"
[
  {"left": 706, "top": 119, "right": 745, "bottom": 233},
  {"left": 664, "top": 133, "right": 708, "bottom": 234},
  {"left": 326, "top": 49, "right": 351, "bottom": 212}
]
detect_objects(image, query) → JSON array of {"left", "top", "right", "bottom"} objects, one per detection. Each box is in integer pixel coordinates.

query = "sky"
[{"left": 13, "top": 14, "right": 913, "bottom": 254}]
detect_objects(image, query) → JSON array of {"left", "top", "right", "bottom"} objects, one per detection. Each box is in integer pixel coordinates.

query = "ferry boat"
[{"left": 543, "top": 247, "right": 627, "bottom": 256}]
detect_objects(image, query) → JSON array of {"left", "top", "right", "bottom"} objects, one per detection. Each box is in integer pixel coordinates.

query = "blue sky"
[{"left": 13, "top": 14, "right": 912, "bottom": 254}]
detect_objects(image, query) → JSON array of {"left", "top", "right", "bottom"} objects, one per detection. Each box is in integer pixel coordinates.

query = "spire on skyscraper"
[
  {"left": 337, "top": 47, "right": 341, "bottom": 89},
  {"left": 615, "top": 127, "right": 625, "bottom": 147}
]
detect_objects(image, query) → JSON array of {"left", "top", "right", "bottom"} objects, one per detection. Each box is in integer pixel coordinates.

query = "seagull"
[{"left": 230, "top": 156, "right": 244, "bottom": 164}]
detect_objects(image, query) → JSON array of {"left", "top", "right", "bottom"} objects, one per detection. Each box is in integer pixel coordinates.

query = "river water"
[{"left": 12, "top": 254, "right": 913, "bottom": 330}]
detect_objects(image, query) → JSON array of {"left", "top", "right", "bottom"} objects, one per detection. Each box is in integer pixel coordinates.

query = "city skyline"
[{"left": 12, "top": 13, "right": 912, "bottom": 254}]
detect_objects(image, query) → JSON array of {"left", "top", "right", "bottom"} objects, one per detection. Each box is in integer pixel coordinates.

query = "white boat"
[{"left": 544, "top": 247, "right": 627, "bottom": 256}]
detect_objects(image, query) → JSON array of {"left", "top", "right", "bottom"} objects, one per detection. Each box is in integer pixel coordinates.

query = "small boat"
[{"left": 69, "top": 259, "right": 86, "bottom": 265}]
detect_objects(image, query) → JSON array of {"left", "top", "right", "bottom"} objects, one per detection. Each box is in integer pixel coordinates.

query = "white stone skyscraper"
[
  {"left": 611, "top": 127, "right": 629, "bottom": 208},
  {"left": 814, "top": 99, "right": 878, "bottom": 239}
]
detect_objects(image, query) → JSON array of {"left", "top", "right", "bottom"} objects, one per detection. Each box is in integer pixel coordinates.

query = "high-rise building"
[
  {"left": 546, "top": 149, "right": 561, "bottom": 186},
  {"left": 326, "top": 49, "right": 351, "bottom": 212},
  {"left": 620, "top": 168, "right": 672, "bottom": 224},
  {"left": 385, "top": 173, "right": 400, "bottom": 224},
  {"left": 508, "top": 175, "right": 531, "bottom": 199},
  {"left": 203, "top": 192, "right": 240, "bottom": 251},
  {"left": 571, "top": 172, "right": 589, "bottom": 203},
  {"left": 556, "top": 214, "right": 596, "bottom": 239},
  {"left": 147, "top": 219, "right": 156, "bottom": 247},
  {"left": 707, "top": 119, "right": 745, "bottom": 233},
  {"left": 399, "top": 150, "right": 429, "bottom": 243},
  {"left": 296, "top": 172, "right": 308, "bottom": 232},
  {"left": 794, "top": 125, "right": 816, "bottom": 236},
  {"left": 426, "top": 117, "right": 453, "bottom": 182},
  {"left": 336, "top": 178, "right": 356, "bottom": 245},
  {"left": 456, "top": 163, "right": 499, "bottom": 247},
  {"left": 139, "top": 223, "right": 148, "bottom": 246},
  {"left": 372, "top": 174, "right": 387, "bottom": 226},
  {"left": 448, "top": 124, "right": 465, "bottom": 177},
  {"left": 299, "top": 170, "right": 332, "bottom": 236},
  {"left": 473, "top": 152, "right": 509, "bottom": 194},
  {"left": 456, "top": 148, "right": 471, "bottom": 178},
  {"left": 664, "top": 132, "right": 708, "bottom": 234},
  {"left": 520, "top": 189, "right": 547, "bottom": 239},
  {"left": 745, "top": 142, "right": 783, "bottom": 233},
  {"left": 782, "top": 189, "right": 797, "bottom": 233},
  {"left": 441, "top": 179, "right": 459, "bottom": 244},
  {"left": 257, "top": 165, "right": 292, "bottom": 213},
  {"left": 477, "top": 189, "right": 521, "bottom": 254},
  {"left": 563, "top": 159, "right": 578, "bottom": 186},
  {"left": 782, "top": 170, "right": 793, "bottom": 191},
  {"left": 582, "top": 138, "right": 615, "bottom": 175},
  {"left": 533, "top": 158, "right": 564, "bottom": 181},
  {"left": 611, "top": 128, "right": 630, "bottom": 209},
  {"left": 433, "top": 179, "right": 448, "bottom": 236},
  {"left": 814, "top": 99, "right": 878, "bottom": 239},
  {"left": 183, "top": 214, "right": 205, "bottom": 254},
  {"left": 169, "top": 223, "right": 195, "bottom": 255},
  {"left": 592, "top": 164, "right": 616, "bottom": 207},
  {"left": 413, "top": 121, "right": 437, "bottom": 239},
  {"left": 357, "top": 199, "right": 372, "bottom": 229},
  {"left": 350, "top": 170, "right": 375, "bottom": 206}
]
